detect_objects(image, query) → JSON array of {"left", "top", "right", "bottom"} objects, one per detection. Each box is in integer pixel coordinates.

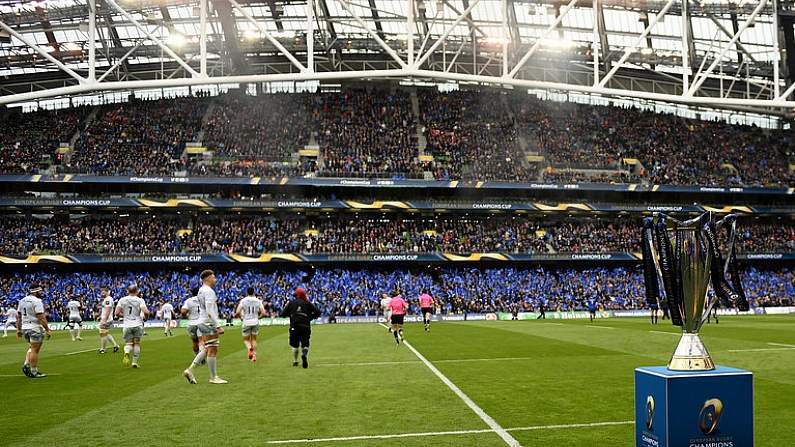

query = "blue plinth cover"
[{"left": 635, "top": 366, "right": 753, "bottom": 447}]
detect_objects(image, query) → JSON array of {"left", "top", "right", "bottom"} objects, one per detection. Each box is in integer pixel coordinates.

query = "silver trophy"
[{"left": 642, "top": 211, "right": 749, "bottom": 371}]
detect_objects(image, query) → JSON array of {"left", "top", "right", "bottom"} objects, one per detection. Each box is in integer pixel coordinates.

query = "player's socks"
[
  {"left": 207, "top": 357, "right": 217, "bottom": 377},
  {"left": 191, "top": 350, "right": 207, "bottom": 368},
  {"left": 69, "top": 328, "right": 75, "bottom": 340},
  {"left": 101, "top": 338, "right": 107, "bottom": 350},
  {"left": 123, "top": 346, "right": 132, "bottom": 366},
  {"left": 132, "top": 345, "right": 140, "bottom": 363}
]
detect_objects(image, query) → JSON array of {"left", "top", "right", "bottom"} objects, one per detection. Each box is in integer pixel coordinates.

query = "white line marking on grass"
[
  {"left": 585, "top": 325, "right": 613, "bottom": 329},
  {"left": 509, "top": 420, "right": 634, "bottom": 432},
  {"left": 374, "top": 324, "right": 519, "bottom": 445},
  {"left": 265, "top": 421, "right": 634, "bottom": 444},
  {"left": 65, "top": 348, "right": 98, "bottom": 355},
  {"left": 267, "top": 428, "right": 495, "bottom": 444},
  {"left": 650, "top": 331, "right": 681, "bottom": 336},
  {"left": 769, "top": 342, "right": 795, "bottom": 348},
  {"left": 316, "top": 360, "right": 423, "bottom": 367},
  {"left": 727, "top": 347, "right": 795, "bottom": 353},
  {"left": 435, "top": 357, "right": 535, "bottom": 363},
  {"left": 316, "top": 357, "right": 537, "bottom": 368},
  {"left": 402, "top": 340, "right": 521, "bottom": 447}
]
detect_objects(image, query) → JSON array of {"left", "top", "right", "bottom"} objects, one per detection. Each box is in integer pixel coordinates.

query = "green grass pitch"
[{"left": 1, "top": 315, "right": 794, "bottom": 446}]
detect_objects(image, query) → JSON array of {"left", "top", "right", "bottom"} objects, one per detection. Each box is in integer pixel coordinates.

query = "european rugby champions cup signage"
[{"left": 635, "top": 212, "right": 754, "bottom": 447}]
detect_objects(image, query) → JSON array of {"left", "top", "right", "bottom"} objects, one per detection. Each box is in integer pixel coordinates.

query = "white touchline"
[
  {"left": 265, "top": 421, "right": 634, "bottom": 444},
  {"left": 649, "top": 331, "right": 680, "bottom": 336},
  {"left": 585, "top": 325, "right": 613, "bottom": 329},
  {"left": 402, "top": 339, "right": 522, "bottom": 447},
  {"left": 65, "top": 348, "right": 99, "bottom": 355},
  {"left": 374, "top": 322, "right": 519, "bottom": 446},
  {"left": 768, "top": 342, "right": 795, "bottom": 348}
]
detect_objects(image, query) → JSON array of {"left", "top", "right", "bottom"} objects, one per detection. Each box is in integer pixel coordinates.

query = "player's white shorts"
[
  {"left": 23, "top": 327, "right": 45, "bottom": 343},
  {"left": 123, "top": 326, "right": 144, "bottom": 343},
  {"left": 241, "top": 324, "right": 260, "bottom": 336}
]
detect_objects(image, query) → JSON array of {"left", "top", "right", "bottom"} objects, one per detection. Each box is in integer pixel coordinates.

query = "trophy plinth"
[{"left": 667, "top": 333, "right": 715, "bottom": 371}]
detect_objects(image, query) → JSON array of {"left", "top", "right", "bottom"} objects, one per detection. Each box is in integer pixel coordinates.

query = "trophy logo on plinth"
[{"left": 642, "top": 212, "right": 750, "bottom": 370}]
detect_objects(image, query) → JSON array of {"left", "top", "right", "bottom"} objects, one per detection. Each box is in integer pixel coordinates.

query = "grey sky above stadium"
[{"left": 0, "top": 0, "right": 792, "bottom": 117}]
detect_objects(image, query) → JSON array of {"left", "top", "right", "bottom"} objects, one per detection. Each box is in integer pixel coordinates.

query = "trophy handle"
[{"left": 708, "top": 214, "right": 750, "bottom": 312}]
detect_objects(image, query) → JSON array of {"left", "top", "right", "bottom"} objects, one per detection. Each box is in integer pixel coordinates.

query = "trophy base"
[{"left": 667, "top": 333, "right": 715, "bottom": 371}]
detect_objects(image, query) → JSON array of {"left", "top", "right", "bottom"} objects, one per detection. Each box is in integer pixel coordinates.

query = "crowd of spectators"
[
  {"left": 67, "top": 97, "right": 209, "bottom": 176},
  {"left": 0, "top": 266, "right": 792, "bottom": 324},
  {"left": 1, "top": 214, "right": 793, "bottom": 256},
  {"left": 419, "top": 90, "right": 533, "bottom": 182},
  {"left": 0, "top": 106, "right": 91, "bottom": 175},
  {"left": 189, "top": 92, "right": 314, "bottom": 178},
  {"left": 5, "top": 90, "right": 795, "bottom": 187},
  {"left": 513, "top": 96, "right": 795, "bottom": 187},
  {"left": 314, "top": 90, "right": 420, "bottom": 177}
]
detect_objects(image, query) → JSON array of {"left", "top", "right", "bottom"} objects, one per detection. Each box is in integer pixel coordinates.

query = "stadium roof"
[{"left": 0, "top": 0, "right": 792, "bottom": 116}]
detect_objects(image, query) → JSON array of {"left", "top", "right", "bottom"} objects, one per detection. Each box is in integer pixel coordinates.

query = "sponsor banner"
[
  {"left": 497, "top": 312, "right": 540, "bottom": 320},
  {"left": 590, "top": 204, "right": 704, "bottom": 213},
  {"left": 0, "top": 198, "right": 137, "bottom": 207},
  {"left": 308, "top": 254, "right": 445, "bottom": 263},
  {"left": 613, "top": 310, "right": 651, "bottom": 318},
  {"left": 317, "top": 315, "right": 445, "bottom": 324},
  {"left": 0, "top": 174, "right": 794, "bottom": 196},
  {"left": 739, "top": 253, "right": 793, "bottom": 260},
  {"left": 176, "top": 318, "right": 290, "bottom": 327},
  {"left": 217, "top": 200, "right": 341, "bottom": 209},
  {"left": 438, "top": 313, "right": 498, "bottom": 321},
  {"left": 651, "top": 184, "right": 789, "bottom": 195},
  {"left": 69, "top": 255, "right": 228, "bottom": 263},
  {"left": 49, "top": 321, "right": 102, "bottom": 331},
  {"left": 542, "top": 310, "right": 614, "bottom": 319},
  {"left": 761, "top": 306, "right": 795, "bottom": 315},
  {"left": 7, "top": 252, "right": 790, "bottom": 264}
]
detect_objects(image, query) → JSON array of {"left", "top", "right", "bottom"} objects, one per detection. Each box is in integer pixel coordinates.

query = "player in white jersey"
[
  {"left": 183, "top": 270, "right": 227, "bottom": 384},
  {"left": 160, "top": 301, "right": 175, "bottom": 337},
  {"left": 114, "top": 284, "right": 149, "bottom": 369},
  {"left": 18, "top": 284, "right": 51, "bottom": 378},
  {"left": 97, "top": 287, "right": 120, "bottom": 354},
  {"left": 3, "top": 306, "right": 19, "bottom": 337},
  {"left": 181, "top": 288, "right": 204, "bottom": 361},
  {"left": 66, "top": 297, "right": 84, "bottom": 341},
  {"left": 234, "top": 287, "right": 266, "bottom": 362},
  {"left": 380, "top": 293, "right": 392, "bottom": 332}
]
